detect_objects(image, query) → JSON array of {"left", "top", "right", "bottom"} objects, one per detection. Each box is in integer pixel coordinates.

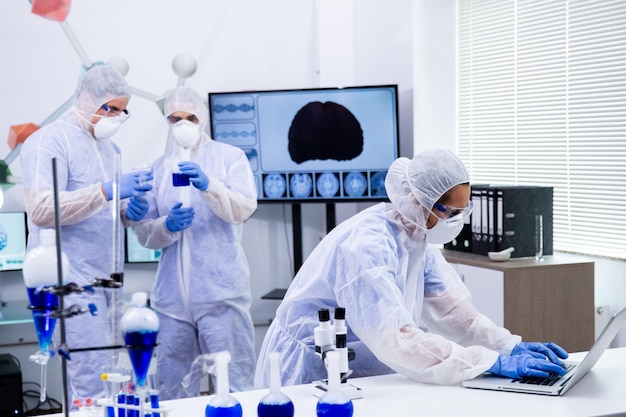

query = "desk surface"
[
  {"left": 50, "top": 348, "right": 626, "bottom": 417},
  {"left": 442, "top": 249, "right": 594, "bottom": 271}
]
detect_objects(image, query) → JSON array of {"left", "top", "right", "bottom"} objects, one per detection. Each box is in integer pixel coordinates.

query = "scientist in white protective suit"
[
  {"left": 131, "top": 86, "right": 258, "bottom": 399},
  {"left": 255, "top": 148, "right": 569, "bottom": 388},
  {"left": 21, "top": 64, "right": 153, "bottom": 402}
]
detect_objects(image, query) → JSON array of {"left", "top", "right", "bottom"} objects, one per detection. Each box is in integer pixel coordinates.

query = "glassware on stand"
[
  {"left": 120, "top": 292, "right": 159, "bottom": 417},
  {"left": 22, "top": 228, "right": 70, "bottom": 402}
]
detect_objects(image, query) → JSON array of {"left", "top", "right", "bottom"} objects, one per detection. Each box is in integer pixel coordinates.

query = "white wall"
[{"left": 0, "top": 2, "right": 416, "bottom": 401}]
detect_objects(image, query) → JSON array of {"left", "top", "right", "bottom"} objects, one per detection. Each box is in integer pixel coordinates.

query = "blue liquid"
[
  {"left": 205, "top": 403, "right": 243, "bottom": 417},
  {"left": 27, "top": 287, "right": 58, "bottom": 352},
  {"left": 257, "top": 401, "right": 295, "bottom": 417},
  {"left": 150, "top": 394, "right": 160, "bottom": 417},
  {"left": 116, "top": 393, "right": 126, "bottom": 417},
  {"left": 126, "top": 394, "right": 135, "bottom": 417},
  {"left": 124, "top": 331, "right": 158, "bottom": 387},
  {"left": 172, "top": 173, "right": 190, "bottom": 187},
  {"left": 316, "top": 401, "right": 353, "bottom": 417}
]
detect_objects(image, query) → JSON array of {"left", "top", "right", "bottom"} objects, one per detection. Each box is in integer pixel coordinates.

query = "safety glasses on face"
[
  {"left": 432, "top": 200, "right": 473, "bottom": 219},
  {"left": 101, "top": 104, "right": 130, "bottom": 122},
  {"left": 167, "top": 114, "right": 199, "bottom": 125}
]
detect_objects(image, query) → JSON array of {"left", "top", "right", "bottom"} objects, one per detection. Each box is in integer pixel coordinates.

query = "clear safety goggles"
[
  {"left": 101, "top": 104, "right": 130, "bottom": 122},
  {"left": 432, "top": 200, "right": 473, "bottom": 219}
]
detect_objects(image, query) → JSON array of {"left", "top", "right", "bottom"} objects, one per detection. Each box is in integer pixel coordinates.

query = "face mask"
[
  {"left": 93, "top": 116, "right": 123, "bottom": 139},
  {"left": 172, "top": 120, "right": 201, "bottom": 148},
  {"left": 425, "top": 213, "right": 465, "bottom": 244}
]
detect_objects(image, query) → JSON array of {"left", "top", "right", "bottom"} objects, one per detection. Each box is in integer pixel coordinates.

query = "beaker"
[{"left": 132, "top": 164, "right": 152, "bottom": 194}]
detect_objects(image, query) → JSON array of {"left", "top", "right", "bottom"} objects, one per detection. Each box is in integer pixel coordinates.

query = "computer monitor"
[
  {"left": 0, "top": 212, "right": 27, "bottom": 271},
  {"left": 125, "top": 228, "right": 161, "bottom": 263},
  {"left": 208, "top": 85, "right": 400, "bottom": 203}
]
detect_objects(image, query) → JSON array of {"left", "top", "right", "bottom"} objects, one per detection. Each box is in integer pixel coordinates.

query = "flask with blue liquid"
[
  {"left": 120, "top": 292, "right": 160, "bottom": 389},
  {"left": 316, "top": 350, "right": 354, "bottom": 417},
  {"left": 257, "top": 352, "right": 294, "bottom": 417},
  {"left": 205, "top": 351, "right": 243, "bottom": 417},
  {"left": 22, "top": 228, "right": 70, "bottom": 402}
]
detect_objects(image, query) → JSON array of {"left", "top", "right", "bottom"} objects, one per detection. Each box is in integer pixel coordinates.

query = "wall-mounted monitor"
[
  {"left": 125, "top": 228, "right": 161, "bottom": 263},
  {"left": 208, "top": 85, "right": 400, "bottom": 203},
  {"left": 0, "top": 212, "right": 27, "bottom": 271}
]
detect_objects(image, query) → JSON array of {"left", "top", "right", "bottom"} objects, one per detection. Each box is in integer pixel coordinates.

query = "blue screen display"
[
  {"left": 125, "top": 227, "right": 161, "bottom": 263},
  {"left": 208, "top": 85, "right": 399, "bottom": 202},
  {"left": 0, "top": 212, "right": 27, "bottom": 271}
]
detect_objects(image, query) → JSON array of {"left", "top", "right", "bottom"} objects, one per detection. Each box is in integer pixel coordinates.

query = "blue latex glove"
[
  {"left": 488, "top": 354, "right": 567, "bottom": 379},
  {"left": 103, "top": 171, "right": 154, "bottom": 200},
  {"left": 165, "top": 202, "right": 195, "bottom": 232},
  {"left": 511, "top": 342, "right": 569, "bottom": 366},
  {"left": 125, "top": 196, "right": 149, "bottom": 222},
  {"left": 178, "top": 161, "right": 209, "bottom": 191}
]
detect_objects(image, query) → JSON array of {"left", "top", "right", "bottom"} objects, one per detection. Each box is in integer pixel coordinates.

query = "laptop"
[{"left": 463, "top": 306, "right": 626, "bottom": 396}]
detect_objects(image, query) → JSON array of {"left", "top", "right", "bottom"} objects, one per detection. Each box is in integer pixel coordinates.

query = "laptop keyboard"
[{"left": 517, "top": 363, "right": 575, "bottom": 386}]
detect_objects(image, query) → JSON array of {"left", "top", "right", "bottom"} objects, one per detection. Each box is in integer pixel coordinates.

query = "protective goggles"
[
  {"left": 101, "top": 104, "right": 130, "bottom": 122},
  {"left": 432, "top": 200, "right": 473, "bottom": 219}
]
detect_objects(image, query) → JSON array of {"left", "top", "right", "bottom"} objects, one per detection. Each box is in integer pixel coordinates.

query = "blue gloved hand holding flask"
[
  {"left": 103, "top": 171, "right": 153, "bottom": 200},
  {"left": 178, "top": 161, "right": 209, "bottom": 191}
]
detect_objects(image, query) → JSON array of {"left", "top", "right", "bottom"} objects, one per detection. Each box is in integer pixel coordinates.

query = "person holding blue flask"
[
  {"left": 20, "top": 64, "right": 153, "bottom": 405},
  {"left": 131, "top": 86, "right": 258, "bottom": 400},
  {"left": 255, "top": 149, "right": 569, "bottom": 389}
]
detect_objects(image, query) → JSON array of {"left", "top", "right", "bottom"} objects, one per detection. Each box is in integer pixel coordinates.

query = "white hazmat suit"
[
  {"left": 255, "top": 149, "right": 521, "bottom": 388},
  {"left": 21, "top": 64, "right": 134, "bottom": 401},
  {"left": 132, "top": 87, "right": 258, "bottom": 399}
]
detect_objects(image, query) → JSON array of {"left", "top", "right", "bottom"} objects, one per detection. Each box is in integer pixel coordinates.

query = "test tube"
[{"left": 534, "top": 214, "right": 544, "bottom": 262}]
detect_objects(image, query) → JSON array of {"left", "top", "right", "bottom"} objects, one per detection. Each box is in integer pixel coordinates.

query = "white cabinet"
[{"left": 451, "top": 263, "right": 504, "bottom": 327}]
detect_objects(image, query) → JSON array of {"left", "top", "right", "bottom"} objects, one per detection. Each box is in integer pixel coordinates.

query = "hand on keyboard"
[
  {"left": 488, "top": 354, "right": 568, "bottom": 379},
  {"left": 511, "top": 342, "right": 569, "bottom": 366}
]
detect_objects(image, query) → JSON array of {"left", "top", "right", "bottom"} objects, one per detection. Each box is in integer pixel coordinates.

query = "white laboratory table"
[{"left": 50, "top": 348, "right": 626, "bottom": 417}]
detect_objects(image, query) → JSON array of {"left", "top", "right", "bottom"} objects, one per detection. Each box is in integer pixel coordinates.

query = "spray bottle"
[
  {"left": 205, "top": 351, "right": 243, "bottom": 417},
  {"left": 257, "top": 352, "right": 294, "bottom": 417}
]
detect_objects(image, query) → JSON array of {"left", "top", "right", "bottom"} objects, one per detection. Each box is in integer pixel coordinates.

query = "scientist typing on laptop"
[{"left": 255, "top": 149, "right": 568, "bottom": 389}]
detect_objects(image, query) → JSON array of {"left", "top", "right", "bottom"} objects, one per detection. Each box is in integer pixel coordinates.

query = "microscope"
[{"left": 312, "top": 307, "right": 363, "bottom": 399}]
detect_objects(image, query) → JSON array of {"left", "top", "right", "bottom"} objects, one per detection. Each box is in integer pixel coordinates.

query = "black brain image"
[{"left": 288, "top": 101, "right": 363, "bottom": 164}]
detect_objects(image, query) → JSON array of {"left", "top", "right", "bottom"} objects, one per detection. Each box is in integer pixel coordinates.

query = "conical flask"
[{"left": 120, "top": 292, "right": 159, "bottom": 388}]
